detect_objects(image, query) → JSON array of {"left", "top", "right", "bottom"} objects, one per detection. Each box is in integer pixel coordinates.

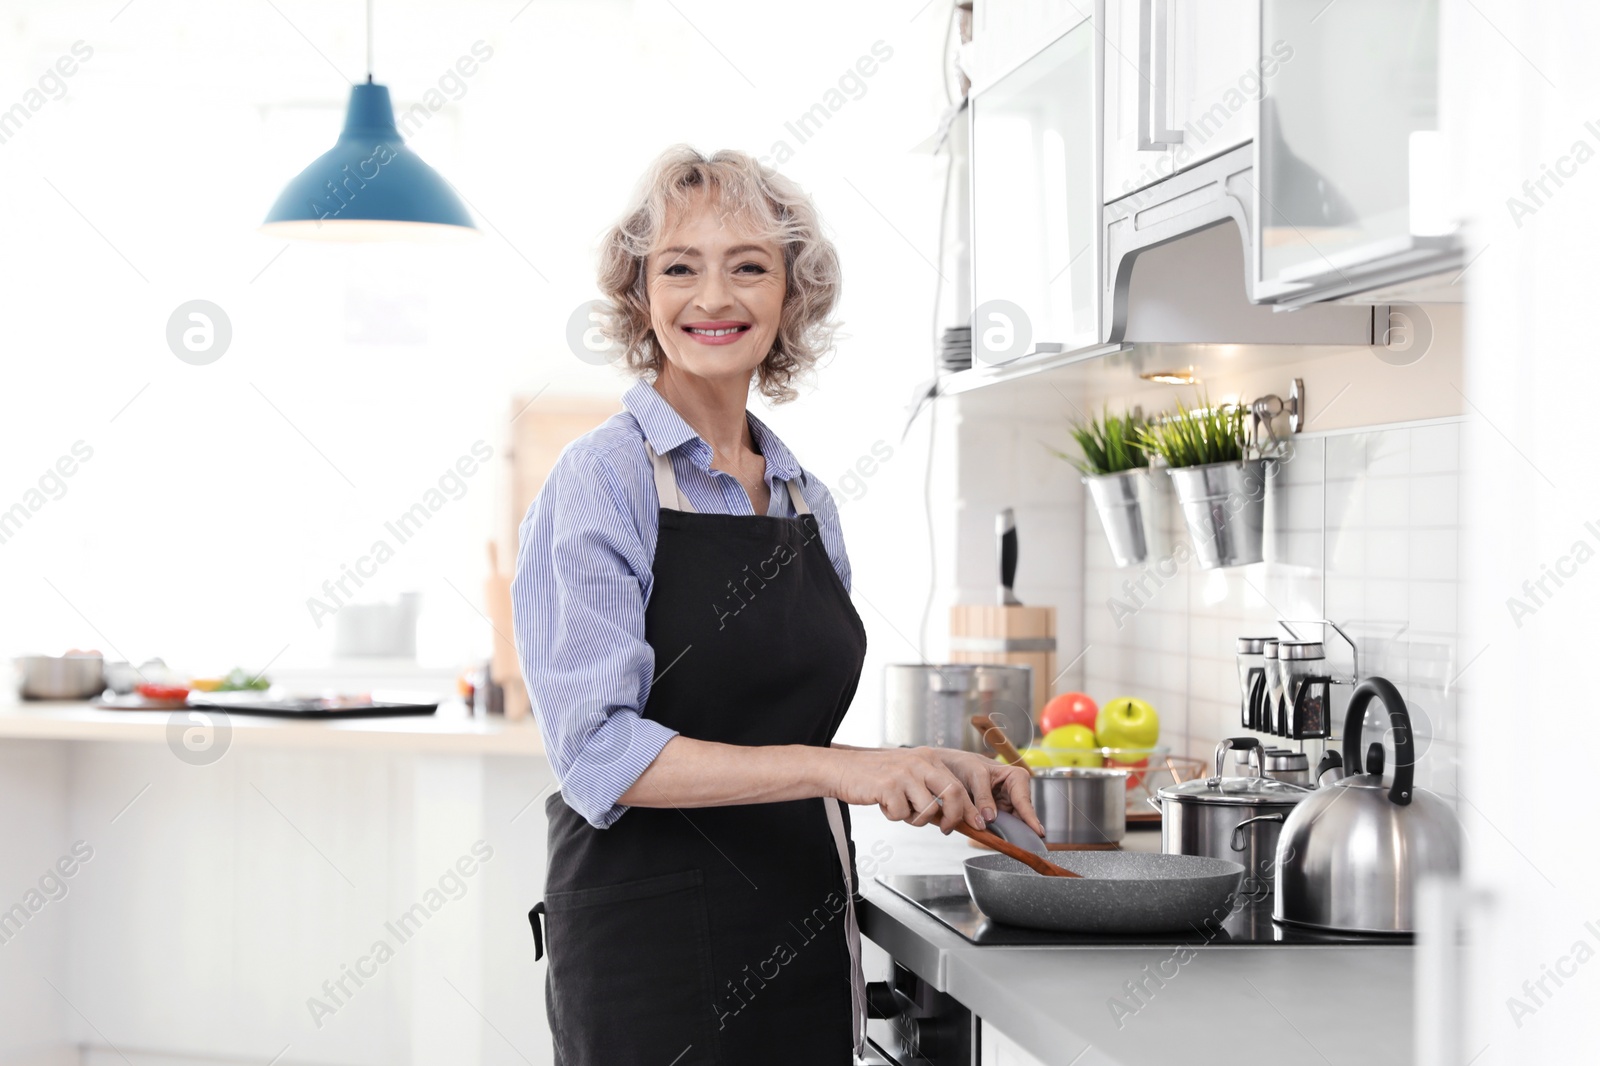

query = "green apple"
[
  {"left": 1096, "top": 696, "right": 1160, "bottom": 756},
  {"left": 1011, "top": 747, "right": 1056, "bottom": 770},
  {"left": 1041, "top": 724, "right": 1101, "bottom": 768}
]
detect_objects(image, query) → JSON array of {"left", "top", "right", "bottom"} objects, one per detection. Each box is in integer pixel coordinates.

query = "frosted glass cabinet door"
[
  {"left": 1257, "top": 0, "right": 1456, "bottom": 296},
  {"left": 971, "top": 21, "right": 1098, "bottom": 362}
]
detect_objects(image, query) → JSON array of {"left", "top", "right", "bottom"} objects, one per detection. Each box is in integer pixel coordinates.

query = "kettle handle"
[{"left": 1340, "top": 677, "right": 1414, "bottom": 806}]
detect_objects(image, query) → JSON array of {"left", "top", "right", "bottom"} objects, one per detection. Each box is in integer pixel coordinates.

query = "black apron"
[{"left": 529, "top": 431, "right": 870, "bottom": 1065}]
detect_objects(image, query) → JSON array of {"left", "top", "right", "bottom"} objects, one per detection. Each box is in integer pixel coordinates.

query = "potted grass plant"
[
  {"left": 1138, "top": 394, "right": 1266, "bottom": 569},
  {"left": 1049, "top": 409, "right": 1155, "bottom": 568}
]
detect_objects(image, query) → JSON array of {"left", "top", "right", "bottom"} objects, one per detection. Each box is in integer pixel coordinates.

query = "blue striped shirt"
[{"left": 511, "top": 379, "right": 853, "bottom": 829}]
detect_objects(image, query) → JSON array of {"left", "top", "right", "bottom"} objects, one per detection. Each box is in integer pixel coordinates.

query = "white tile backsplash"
[
  {"left": 1079, "top": 422, "right": 1464, "bottom": 777},
  {"left": 945, "top": 402, "right": 1465, "bottom": 794}
]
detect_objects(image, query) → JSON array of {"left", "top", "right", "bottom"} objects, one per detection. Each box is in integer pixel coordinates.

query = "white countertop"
[
  {"left": 853, "top": 808, "right": 1414, "bottom": 1066},
  {"left": 0, "top": 698, "right": 545, "bottom": 754}
]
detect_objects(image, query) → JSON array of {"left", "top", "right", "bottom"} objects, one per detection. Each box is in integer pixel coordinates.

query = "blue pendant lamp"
[{"left": 262, "top": 2, "right": 478, "bottom": 241}]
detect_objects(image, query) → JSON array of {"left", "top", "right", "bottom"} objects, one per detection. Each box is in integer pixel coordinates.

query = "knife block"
[{"left": 948, "top": 604, "right": 1056, "bottom": 723}]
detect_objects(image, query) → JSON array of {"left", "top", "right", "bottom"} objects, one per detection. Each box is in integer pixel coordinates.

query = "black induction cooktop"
[{"left": 874, "top": 873, "right": 1414, "bottom": 947}]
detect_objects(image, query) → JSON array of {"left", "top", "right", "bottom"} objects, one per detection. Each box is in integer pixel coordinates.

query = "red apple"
[{"left": 1040, "top": 692, "right": 1098, "bottom": 735}]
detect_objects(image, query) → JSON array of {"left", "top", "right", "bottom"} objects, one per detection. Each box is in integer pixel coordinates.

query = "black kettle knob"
[{"left": 1366, "top": 742, "right": 1385, "bottom": 778}]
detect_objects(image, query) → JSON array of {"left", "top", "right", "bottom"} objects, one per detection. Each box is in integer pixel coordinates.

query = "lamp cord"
[{"left": 365, "top": 0, "right": 374, "bottom": 82}]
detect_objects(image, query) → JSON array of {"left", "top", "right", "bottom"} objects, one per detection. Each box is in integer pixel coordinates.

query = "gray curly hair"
[{"left": 596, "top": 145, "right": 841, "bottom": 404}]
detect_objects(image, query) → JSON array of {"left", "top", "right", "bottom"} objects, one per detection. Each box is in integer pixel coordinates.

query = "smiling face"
[{"left": 646, "top": 189, "right": 787, "bottom": 390}]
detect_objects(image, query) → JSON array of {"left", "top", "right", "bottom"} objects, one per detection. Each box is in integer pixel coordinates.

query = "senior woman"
[{"left": 512, "top": 145, "right": 1041, "bottom": 1065}]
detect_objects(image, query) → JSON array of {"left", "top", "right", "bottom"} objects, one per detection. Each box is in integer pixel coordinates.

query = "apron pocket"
[{"left": 542, "top": 868, "right": 716, "bottom": 1065}]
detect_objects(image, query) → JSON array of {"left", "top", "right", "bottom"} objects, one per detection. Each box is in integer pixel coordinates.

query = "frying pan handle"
[{"left": 1341, "top": 676, "right": 1414, "bottom": 806}]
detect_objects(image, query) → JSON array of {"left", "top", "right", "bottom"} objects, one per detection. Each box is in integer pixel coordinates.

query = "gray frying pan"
[{"left": 962, "top": 811, "right": 1244, "bottom": 934}]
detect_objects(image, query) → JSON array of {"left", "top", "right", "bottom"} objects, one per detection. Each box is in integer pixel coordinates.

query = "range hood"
[
  {"left": 1105, "top": 145, "right": 1377, "bottom": 347},
  {"left": 1114, "top": 216, "right": 1376, "bottom": 346}
]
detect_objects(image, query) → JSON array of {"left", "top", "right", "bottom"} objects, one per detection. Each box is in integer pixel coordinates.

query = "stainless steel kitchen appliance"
[
  {"left": 1274, "top": 676, "right": 1462, "bottom": 934},
  {"left": 883, "top": 663, "right": 1033, "bottom": 754},
  {"left": 1154, "top": 737, "right": 1311, "bottom": 893}
]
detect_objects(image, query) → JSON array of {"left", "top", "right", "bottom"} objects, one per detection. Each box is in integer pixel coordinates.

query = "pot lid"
[{"left": 1157, "top": 775, "right": 1312, "bottom": 806}]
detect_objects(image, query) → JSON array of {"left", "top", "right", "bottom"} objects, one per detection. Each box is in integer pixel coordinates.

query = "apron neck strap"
[
  {"left": 646, "top": 434, "right": 810, "bottom": 518},
  {"left": 647, "top": 441, "right": 696, "bottom": 514}
]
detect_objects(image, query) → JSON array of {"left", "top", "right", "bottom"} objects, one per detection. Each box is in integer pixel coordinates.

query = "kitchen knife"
[{"left": 997, "top": 508, "right": 1021, "bottom": 606}]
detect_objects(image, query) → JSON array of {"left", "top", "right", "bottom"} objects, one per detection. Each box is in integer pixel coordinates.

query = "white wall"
[{"left": 0, "top": 0, "right": 956, "bottom": 713}]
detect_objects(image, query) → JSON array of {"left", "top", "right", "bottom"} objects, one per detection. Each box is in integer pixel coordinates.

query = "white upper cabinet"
[
  {"left": 1254, "top": 0, "right": 1459, "bottom": 303},
  {"left": 1103, "top": 0, "right": 1167, "bottom": 203},
  {"left": 1170, "top": 0, "right": 1261, "bottom": 168},
  {"left": 1104, "top": 0, "right": 1260, "bottom": 205}
]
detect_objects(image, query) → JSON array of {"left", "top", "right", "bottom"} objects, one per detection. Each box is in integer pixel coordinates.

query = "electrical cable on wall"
[{"left": 915, "top": 0, "right": 964, "bottom": 661}]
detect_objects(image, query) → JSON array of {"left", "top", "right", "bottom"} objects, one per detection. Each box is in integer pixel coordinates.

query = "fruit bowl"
[{"left": 1099, "top": 749, "right": 1207, "bottom": 820}]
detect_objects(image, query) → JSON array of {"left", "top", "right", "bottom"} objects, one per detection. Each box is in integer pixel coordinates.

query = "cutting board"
[{"left": 949, "top": 603, "right": 1056, "bottom": 721}]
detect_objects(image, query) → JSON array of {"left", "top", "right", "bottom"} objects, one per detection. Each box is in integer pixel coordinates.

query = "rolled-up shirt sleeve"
[{"left": 511, "top": 445, "right": 678, "bottom": 829}]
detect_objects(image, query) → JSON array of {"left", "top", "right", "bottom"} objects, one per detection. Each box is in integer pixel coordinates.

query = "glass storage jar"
[{"left": 1235, "top": 637, "right": 1272, "bottom": 730}]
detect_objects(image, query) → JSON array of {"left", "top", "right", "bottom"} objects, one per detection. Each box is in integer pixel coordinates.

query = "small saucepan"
[{"left": 972, "top": 715, "right": 1126, "bottom": 846}]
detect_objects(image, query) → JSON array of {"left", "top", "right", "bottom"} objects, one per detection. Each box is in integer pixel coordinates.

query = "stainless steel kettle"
[{"left": 1273, "top": 676, "right": 1461, "bottom": 934}]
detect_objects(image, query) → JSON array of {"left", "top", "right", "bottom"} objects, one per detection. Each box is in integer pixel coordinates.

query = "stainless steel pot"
[
  {"left": 1030, "top": 766, "right": 1127, "bottom": 845},
  {"left": 1275, "top": 677, "right": 1462, "bottom": 934},
  {"left": 15, "top": 654, "right": 105, "bottom": 700},
  {"left": 1154, "top": 737, "right": 1310, "bottom": 893},
  {"left": 883, "top": 664, "right": 1033, "bottom": 755}
]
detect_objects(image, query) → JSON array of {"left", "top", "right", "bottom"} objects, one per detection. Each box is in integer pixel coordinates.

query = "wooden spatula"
[
  {"left": 952, "top": 823, "right": 1081, "bottom": 877},
  {"left": 972, "top": 713, "right": 1028, "bottom": 768}
]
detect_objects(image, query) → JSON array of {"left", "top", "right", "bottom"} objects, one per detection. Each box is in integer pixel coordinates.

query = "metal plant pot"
[
  {"left": 1165, "top": 458, "right": 1268, "bottom": 569},
  {"left": 1083, "top": 469, "right": 1154, "bottom": 568}
]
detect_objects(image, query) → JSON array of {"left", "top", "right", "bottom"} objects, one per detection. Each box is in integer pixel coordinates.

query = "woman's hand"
[
  {"left": 924, "top": 748, "right": 1044, "bottom": 837},
  {"left": 823, "top": 746, "right": 1042, "bottom": 836}
]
